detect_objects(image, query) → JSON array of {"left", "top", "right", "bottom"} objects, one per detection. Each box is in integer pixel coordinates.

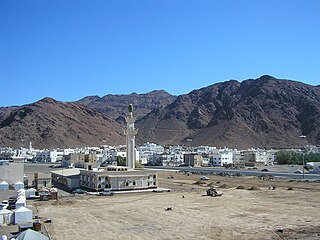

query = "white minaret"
[{"left": 124, "top": 104, "right": 138, "bottom": 169}]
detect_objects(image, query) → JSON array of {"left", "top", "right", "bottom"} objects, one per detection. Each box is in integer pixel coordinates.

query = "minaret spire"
[{"left": 124, "top": 104, "right": 138, "bottom": 169}]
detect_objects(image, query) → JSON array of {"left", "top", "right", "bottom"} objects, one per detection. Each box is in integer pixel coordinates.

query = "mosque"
[{"left": 78, "top": 104, "right": 158, "bottom": 191}]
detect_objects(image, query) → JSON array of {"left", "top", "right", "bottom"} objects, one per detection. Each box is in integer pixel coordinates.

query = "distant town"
[
  {"left": 0, "top": 142, "right": 320, "bottom": 191},
  {"left": 2, "top": 141, "right": 320, "bottom": 167}
]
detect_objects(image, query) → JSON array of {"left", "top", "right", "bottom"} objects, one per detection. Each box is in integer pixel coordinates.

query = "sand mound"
[
  {"left": 52, "top": 199, "right": 75, "bottom": 206},
  {"left": 236, "top": 186, "right": 245, "bottom": 189},
  {"left": 247, "top": 186, "right": 259, "bottom": 190},
  {"left": 194, "top": 180, "right": 207, "bottom": 185},
  {"left": 218, "top": 184, "right": 229, "bottom": 188}
]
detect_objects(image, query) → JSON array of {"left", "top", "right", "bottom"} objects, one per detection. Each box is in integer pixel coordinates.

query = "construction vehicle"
[{"left": 206, "top": 187, "right": 223, "bottom": 197}]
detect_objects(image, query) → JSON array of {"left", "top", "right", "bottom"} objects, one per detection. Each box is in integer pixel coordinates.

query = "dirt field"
[{"left": 33, "top": 172, "right": 320, "bottom": 240}]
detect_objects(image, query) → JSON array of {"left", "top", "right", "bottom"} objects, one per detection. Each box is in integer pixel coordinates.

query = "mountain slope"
[
  {"left": 0, "top": 76, "right": 319, "bottom": 149},
  {"left": 74, "top": 90, "right": 176, "bottom": 122},
  {"left": 136, "top": 76, "right": 320, "bottom": 148},
  {"left": 0, "top": 106, "right": 18, "bottom": 124},
  {"left": 0, "top": 98, "right": 124, "bottom": 148}
]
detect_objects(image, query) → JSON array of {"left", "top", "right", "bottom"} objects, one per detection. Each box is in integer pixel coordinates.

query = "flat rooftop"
[{"left": 50, "top": 168, "right": 81, "bottom": 176}]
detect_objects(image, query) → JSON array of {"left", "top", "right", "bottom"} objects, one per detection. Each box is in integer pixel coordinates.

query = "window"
[
  {"left": 133, "top": 181, "right": 136, "bottom": 186},
  {"left": 98, "top": 177, "right": 101, "bottom": 181},
  {"left": 153, "top": 175, "right": 156, "bottom": 179},
  {"left": 153, "top": 182, "right": 156, "bottom": 185},
  {"left": 126, "top": 182, "right": 129, "bottom": 186},
  {"left": 98, "top": 184, "right": 101, "bottom": 188}
]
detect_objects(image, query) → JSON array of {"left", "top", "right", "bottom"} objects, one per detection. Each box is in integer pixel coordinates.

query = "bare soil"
[{"left": 33, "top": 172, "right": 320, "bottom": 240}]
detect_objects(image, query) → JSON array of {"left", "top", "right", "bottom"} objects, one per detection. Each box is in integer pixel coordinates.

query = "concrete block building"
[{"left": 79, "top": 166, "right": 157, "bottom": 191}]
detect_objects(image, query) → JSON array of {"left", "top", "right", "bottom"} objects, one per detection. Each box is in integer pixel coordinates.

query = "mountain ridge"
[
  {"left": 136, "top": 75, "right": 320, "bottom": 148},
  {"left": 0, "top": 76, "right": 319, "bottom": 149},
  {"left": 0, "top": 97, "right": 124, "bottom": 148},
  {"left": 74, "top": 89, "right": 176, "bottom": 121}
]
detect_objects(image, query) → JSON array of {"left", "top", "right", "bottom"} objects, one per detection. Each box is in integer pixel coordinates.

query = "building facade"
[{"left": 79, "top": 166, "right": 157, "bottom": 191}]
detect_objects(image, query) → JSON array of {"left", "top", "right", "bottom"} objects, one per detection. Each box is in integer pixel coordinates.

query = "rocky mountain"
[
  {"left": 74, "top": 90, "right": 176, "bottom": 123},
  {"left": 0, "top": 106, "right": 19, "bottom": 124},
  {"left": 0, "top": 97, "right": 124, "bottom": 148},
  {"left": 136, "top": 75, "right": 320, "bottom": 148},
  {"left": 0, "top": 76, "right": 319, "bottom": 149}
]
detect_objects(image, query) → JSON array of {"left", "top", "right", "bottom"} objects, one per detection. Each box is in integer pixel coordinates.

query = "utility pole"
[
  {"left": 299, "top": 135, "right": 306, "bottom": 179},
  {"left": 186, "top": 138, "right": 193, "bottom": 167}
]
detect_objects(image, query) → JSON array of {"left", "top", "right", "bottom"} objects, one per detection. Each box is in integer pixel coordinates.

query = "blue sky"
[{"left": 0, "top": 0, "right": 319, "bottom": 107}]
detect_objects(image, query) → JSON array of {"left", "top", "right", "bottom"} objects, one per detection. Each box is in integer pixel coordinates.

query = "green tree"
[
  {"left": 116, "top": 156, "right": 126, "bottom": 166},
  {"left": 135, "top": 161, "right": 144, "bottom": 169},
  {"left": 275, "top": 151, "right": 292, "bottom": 164},
  {"left": 116, "top": 156, "right": 145, "bottom": 168},
  {"left": 304, "top": 152, "right": 320, "bottom": 162},
  {"left": 275, "top": 151, "right": 320, "bottom": 165}
]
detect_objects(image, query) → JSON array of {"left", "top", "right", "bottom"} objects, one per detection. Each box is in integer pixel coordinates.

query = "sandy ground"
[{"left": 33, "top": 172, "right": 320, "bottom": 240}]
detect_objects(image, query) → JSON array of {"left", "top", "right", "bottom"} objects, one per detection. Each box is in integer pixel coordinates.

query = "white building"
[
  {"left": 14, "top": 206, "right": 32, "bottom": 224},
  {"left": 79, "top": 166, "right": 157, "bottom": 191},
  {"left": 15, "top": 196, "right": 27, "bottom": 209},
  {"left": 255, "top": 150, "right": 275, "bottom": 165},
  {"left": 138, "top": 151, "right": 160, "bottom": 165},
  {"left": 239, "top": 149, "right": 275, "bottom": 166},
  {"left": 51, "top": 168, "right": 81, "bottom": 190},
  {"left": 138, "top": 152, "right": 151, "bottom": 165},
  {"left": 0, "top": 209, "right": 14, "bottom": 225},
  {"left": 138, "top": 143, "right": 164, "bottom": 165},
  {"left": 138, "top": 143, "right": 164, "bottom": 154},
  {"left": 161, "top": 153, "right": 184, "bottom": 166},
  {"left": 25, "top": 188, "right": 37, "bottom": 199},
  {"left": 14, "top": 181, "right": 24, "bottom": 190},
  {"left": 195, "top": 146, "right": 217, "bottom": 155},
  {"left": 116, "top": 151, "right": 126, "bottom": 158},
  {"left": 96, "top": 147, "right": 117, "bottom": 164},
  {"left": 35, "top": 150, "right": 64, "bottom": 163},
  {"left": 0, "top": 181, "right": 9, "bottom": 191},
  {"left": 168, "top": 145, "right": 183, "bottom": 154},
  {"left": 211, "top": 149, "right": 234, "bottom": 166},
  {"left": 63, "top": 148, "right": 75, "bottom": 156}
]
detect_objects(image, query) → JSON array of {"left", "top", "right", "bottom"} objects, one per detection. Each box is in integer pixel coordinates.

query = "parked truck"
[{"left": 98, "top": 189, "right": 114, "bottom": 196}]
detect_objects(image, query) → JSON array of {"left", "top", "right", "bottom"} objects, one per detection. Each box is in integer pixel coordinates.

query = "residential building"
[
  {"left": 33, "top": 172, "right": 52, "bottom": 188},
  {"left": 62, "top": 153, "right": 98, "bottom": 169},
  {"left": 183, "top": 153, "right": 203, "bottom": 167},
  {"left": 35, "top": 150, "right": 64, "bottom": 163},
  {"left": 210, "top": 149, "right": 234, "bottom": 166},
  {"left": 51, "top": 168, "right": 81, "bottom": 190},
  {"left": 161, "top": 153, "right": 184, "bottom": 166},
  {"left": 240, "top": 149, "right": 275, "bottom": 166}
]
